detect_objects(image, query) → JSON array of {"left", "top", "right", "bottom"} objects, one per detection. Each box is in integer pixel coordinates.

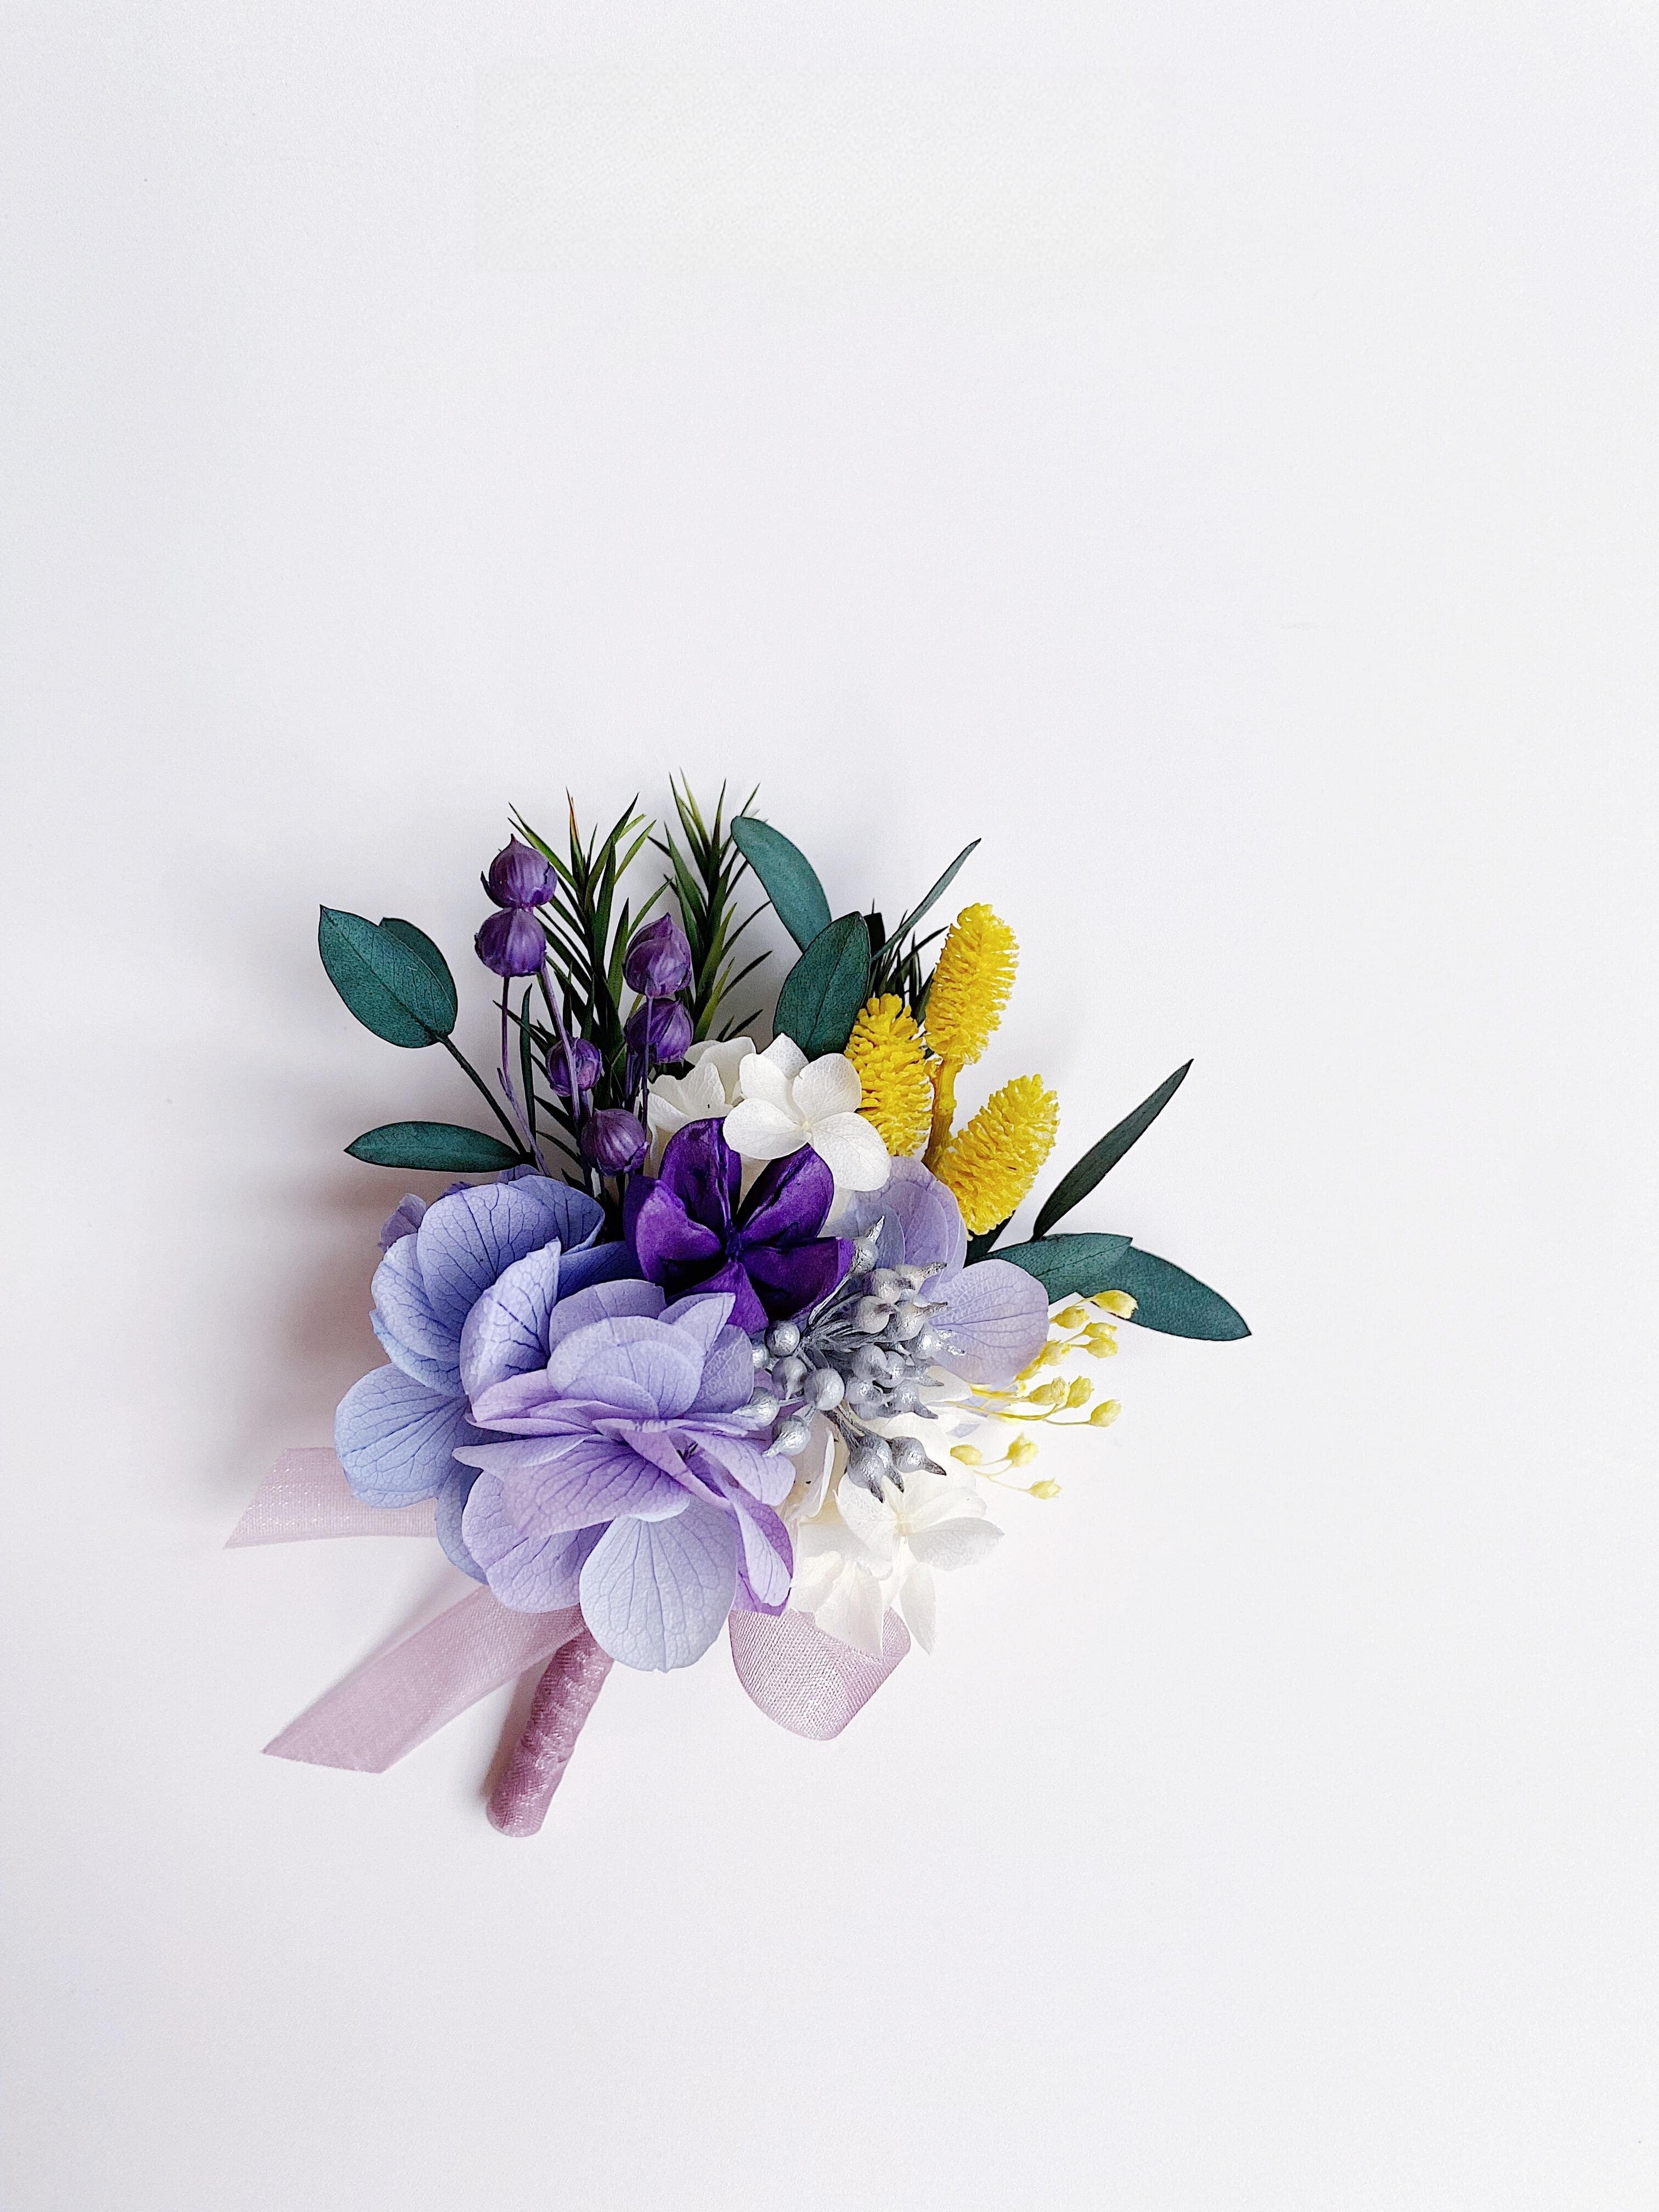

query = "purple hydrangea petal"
[
  {"left": 433, "top": 1468, "right": 485, "bottom": 1581},
  {"left": 653, "top": 1118, "right": 741, "bottom": 1232},
  {"left": 471, "top": 1430, "right": 690, "bottom": 1536},
  {"left": 684, "top": 1256, "right": 768, "bottom": 1331},
  {"left": 839, "top": 1156, "right": 966, "bottom": 1276},
  {"left": 462, "top": 1477, "right": 602, "bottom": 1612},
  {"left": 456, "top": 1243, "right": 565, "bottom": 1401},
  {"left": 465, "top": 1373, "right": 602, "bottom": 1435},
  {"left": 685, "top": 1325, "right": 759, "bottom": 1417},
  {"left": 690, "top": 1430, "right": 796, "bottom": 1508},
  {"left": 931, "top": 1255, "right": 1051, "bottom": 1388},
  {"left": 549, "top": 1239, "right": 640, "bottom": 1304},
  {"left": 740, "top": 1237, "right": 849, "bottom": 1323},
  {"left": 370, "top": 1235, "right": 464, "bottom": 1378},
  {"left": 414, "top": 1181, "right": 570, "bottom": 1339},
  {"left": 541, "top": 1277, "right": 665, "bottom": 1360},
  {"left": 507, "top": 1175, "right": 607, "bottom": 1255},
  {"left": 578, "top": 1498, "right": 739, "bottom": 1671},
  {"left": 727, "top": 1493, "right": 793, "bottom": 1613},
  {"left": 334, "top": 1367, "right": 483, "bottom": 1508},
  {"left": 454, "top": 1434, "right": 588, "bottom": 1476},
  {"left": 545, "top": 1315, "right": 706, "bottom": 1419},
  {"left": 735, "top": 1144, "right": 836, "bottom": 1249},
  {"left": 657, "top": 1289, "right": 737, "bottom": 1347},
  {"left": 370, "top": 1312, "right": 461, "bottom": 1395},
  {"left": 378, "top": 1193, "right": 428, "bottom": 1253},
  {"left": 627, "top": 1182, "right": 725, "bottom": 1291}
]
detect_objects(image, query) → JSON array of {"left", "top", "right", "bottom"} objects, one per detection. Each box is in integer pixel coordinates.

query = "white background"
[{"left": 3, "top": 5, "right": 1655, "bottom": 2207}]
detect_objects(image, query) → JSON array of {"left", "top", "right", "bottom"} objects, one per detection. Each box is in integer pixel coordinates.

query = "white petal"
[
  {"left": 802, "top": 1560, "right": 888, "bottom": 1658},
  {"left": 833, "top": 1475, "right": 897, "bottom": 1562},
  {"left": 759, "top": 1035, "right": 808, "bottom": 1083},
  {"left": 684, "top": 1036, "right": 753, "bottom": 1102},
  {"left": 794, "top": 1052, "right": 862, "bottom": 1122},
  {"left": 907, "top": 1518, "right": 1003, "bottom": 1573},
  {"left": 898, "top": 1562, "right": 937, "bottom": 1653},
  {"left": 787, "top": 1416, "right": 840, "bottom": 1525},
  {"left": 808, "top": 1114, "right": 892, "bottom": 1193},
  {"left": 722, "top": 1099, "right": 809, "bottom": 1162},
  {"left": 737, "top": 1051, "right": 800, "bottom": 1116},
  {"left": 647, "top": 1075, "right": 695, "bottom": 1122},
  {"left": 904, "top": 1468, "right": 985, "bottom": 1530}
]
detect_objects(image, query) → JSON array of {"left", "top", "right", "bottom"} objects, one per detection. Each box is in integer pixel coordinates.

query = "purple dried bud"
[
  {"left": 624, "top": 995, "right": 693, "bottom": 1068},
  {"left": 474, "top": 906, "right": 546, "bottom": 978},
  {"left": 580, "top": 1107, "right": 647, "bottom": 1175},
  {"left": 484, "top": 838, "right": 557, "bottom": 911},
  {"left": 545, "top": 1035, "right": 603, "bottom": 1097},
  {"left": 622, "top": 913, "right": 693, "bottom": 996}
]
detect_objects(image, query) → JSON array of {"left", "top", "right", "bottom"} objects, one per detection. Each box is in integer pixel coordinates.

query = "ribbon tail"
[
  {"left": 264, "top": 1587, "right": 583, "bottom": 1772},
  {"left": 226, "top": 1448, "right": 438, "bottom": 1546},
  {"left": 728, "top": 1606, "right": 910, "bottom": 1739}
]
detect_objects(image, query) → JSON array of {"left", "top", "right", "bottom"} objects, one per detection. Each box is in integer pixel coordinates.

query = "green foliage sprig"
[{"left": 653, "top": 779, "right": 769, "bottom": 1043}]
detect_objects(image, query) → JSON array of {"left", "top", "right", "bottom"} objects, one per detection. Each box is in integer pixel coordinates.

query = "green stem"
[{"left": 440, "top": 1035, "right": 528, "bottom": 1152}]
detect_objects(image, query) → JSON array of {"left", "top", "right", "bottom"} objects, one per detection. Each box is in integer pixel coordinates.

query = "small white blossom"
[
  {"left": 645, "top": 1036, "right": 754, "bottom": 1168},
  {"left": 721, "top": 1037, "right": 890, "bottom": 1206},
  {"left": 791, "top": 1460, "right": 1002, "bottom": 1657}
]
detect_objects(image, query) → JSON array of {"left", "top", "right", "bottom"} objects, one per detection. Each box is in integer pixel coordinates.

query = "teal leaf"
[
  {"left": 344, "top": 1121, "right": 527, "bottom": 1172},
  {"left": 379, "top": 918, "right": 460, "bottom": 1031},
  {"left": 774, "top": 914, "right": 871, "bottom": 1057},
  {"left": 994, "top": 1233, "right": 1133, "bottom": 1299},
  {"left": 731, "top": 816, "right": 833, "bottom": 951},
  {"left": 1094, "top": 1246, "right": 1250, "bottom": 1340},
  {"left": 885, "top": 838, "right": 980, "bottom": 951},
  {"left": 1032, "top": 1060, "right": 1192, "bottom": 1239},
  {"left": 318, "top": 908, "right": 458, "bottom": 1048}
]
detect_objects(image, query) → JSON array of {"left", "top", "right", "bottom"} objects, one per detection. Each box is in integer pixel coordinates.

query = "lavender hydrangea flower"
[
  {"left": 838, "top": 1158, "right": 1049, "bottom": 1389},
  {"left": 455, "top": 1282, "right": 794, "bottom": 1672},
  {"left": 335, "top": 1175, "right": 637, "bottom": 1574},
  {"left": 625, "top": 1117, "right": 850, "bottom": 1333}
]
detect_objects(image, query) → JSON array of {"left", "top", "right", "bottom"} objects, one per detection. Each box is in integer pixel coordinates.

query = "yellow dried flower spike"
[
  {"left": 923, "top": 904, "right": 1018, "bottom": 1163},
  {"left": 844, "top": 995, "right": 934, "bottom": 1156},
  {"left": 933, "top": 1074, "right": 1059, "bottom": 1234}
]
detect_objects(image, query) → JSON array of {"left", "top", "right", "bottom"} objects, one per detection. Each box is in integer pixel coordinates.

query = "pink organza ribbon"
[{"left": 234, "top": 1452, "right": 909, "bottom": 1820}]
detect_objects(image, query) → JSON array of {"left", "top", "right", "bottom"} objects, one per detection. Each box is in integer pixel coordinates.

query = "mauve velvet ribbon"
[{"left": 234, "top": 1451, "right": 909, "bottom": 1827}]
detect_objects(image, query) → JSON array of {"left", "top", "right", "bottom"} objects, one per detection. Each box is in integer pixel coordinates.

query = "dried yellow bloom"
[
  {"left": 844, "top": 995, "right": 934, "bottom": 1156},
  {"left": 923, "top": 904, "right": 1019, "bottom": 1163},
  {"left": 924, "top": 904, "right": 1018, "bottom": 1066},
  {"left": 933, "top": 1074, "right": 1060, "bottom": 1234}
]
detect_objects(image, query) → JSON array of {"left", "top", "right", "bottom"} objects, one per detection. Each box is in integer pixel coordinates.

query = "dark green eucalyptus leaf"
[
  {"left": 1093, "top": 1246, "right": 1250, "bottom": 1340},
  {"left": 345, "top": 1121, "right": 527, "bottom": 1172},
  {"left": 378, "top": 917, "right": 460, "bottom": 1032},
  {"left": 774, "top": 914, "right": 871, "bottom": 1057},
  {"left": 318, "top": 908, "right": 457, "bottom": 1047},
  {"left": 1032, "top": 1060, "right": 1193, "bottom": 1239},
  {"left": 731, "top": 816, "right": 832, "bottom": 951},
  {"left": 887, "top": 838, "right": 980, "bottom": 949},
  {"left": 993, "top": 1233, "right": 1133, "bottom": 1299}
]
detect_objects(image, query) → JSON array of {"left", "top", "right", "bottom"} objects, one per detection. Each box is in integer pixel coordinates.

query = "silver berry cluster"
[{"left": 746, "top": 1233, "right": 952, "bottom": 1493}]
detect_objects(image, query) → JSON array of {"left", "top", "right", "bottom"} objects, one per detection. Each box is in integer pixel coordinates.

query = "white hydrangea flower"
[
  {"left": 645, "top": 1036, "right": 754, "bottom": 1169},
  {"left": 791, "top": 1459, "right": 1002, "bottom": 1657},
  {"left": 721, "top": 1037, "right": 890, "bottom": 1204}
]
